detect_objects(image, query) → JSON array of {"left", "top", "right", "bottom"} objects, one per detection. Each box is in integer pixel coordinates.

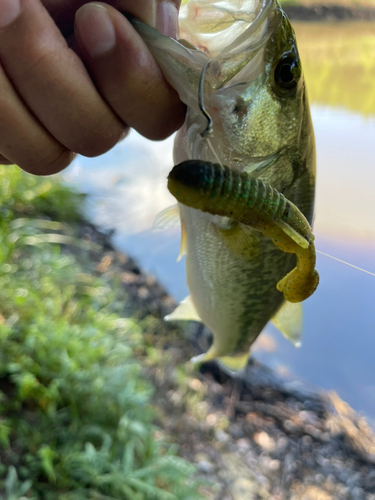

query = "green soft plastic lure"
[{"left": 168, "top": 160, "right": 319, "bottom": 304}]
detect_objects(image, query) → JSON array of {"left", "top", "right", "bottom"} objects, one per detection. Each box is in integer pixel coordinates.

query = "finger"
[
  {"left": 0, "top": 155, "right": 13, "bottom": 165},
  {"left": 0, "top": 0, "right": 126, "bottom": 158},
  {"left": 42, "top": 0, "right": 180, "bottom": 36},
  {"left": 75, "top": 3, "right": 185, "bottom": 141},
  {"left": 0, "top": 65, "right": 75, "bottom": 175}
]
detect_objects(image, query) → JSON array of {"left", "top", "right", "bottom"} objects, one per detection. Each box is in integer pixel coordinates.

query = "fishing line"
[
  {"left": 206, "top": 138, "right": 224, "bottom": 167},
  {"left": 317, "top": 250, "right": 375, "bottom": 278}
]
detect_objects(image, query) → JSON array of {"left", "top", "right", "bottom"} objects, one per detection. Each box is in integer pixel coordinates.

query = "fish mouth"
[{"left": 179, "top": 0, "right": 279, "bottom": 60}]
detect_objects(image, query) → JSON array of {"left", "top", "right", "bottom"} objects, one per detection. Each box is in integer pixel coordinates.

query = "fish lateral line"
[{"left": 168, "top": 160, "right": 319, "bottom": 303}]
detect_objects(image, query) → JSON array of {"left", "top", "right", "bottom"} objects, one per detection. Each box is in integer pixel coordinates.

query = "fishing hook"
[{"left": 199, "top": 61, "right": 213, "bottom": 137}]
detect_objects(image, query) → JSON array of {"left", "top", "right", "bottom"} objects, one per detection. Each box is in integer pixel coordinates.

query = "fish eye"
[{"left": 273, "top": 53, "right": 301, "bottom": 96}]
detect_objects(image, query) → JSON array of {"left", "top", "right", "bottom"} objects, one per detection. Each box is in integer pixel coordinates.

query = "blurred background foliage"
[
  {"left": 0, "top": 166, "right": 203, "bottom": 500},
  {"left": 294, "top": 22, "right": 375, "bottom": 116}
]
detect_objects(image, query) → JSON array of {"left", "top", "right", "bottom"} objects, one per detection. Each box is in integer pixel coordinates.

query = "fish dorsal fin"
[
  {"left": 152, "top": 204, "right": 180, "bottom": 232},
  {"left": 217, "top": 223, "right": 260, "bottom": 260},
  {"left": 177, "top": 219, "right": 187, "bottom": 262},
  {"left": 275, "top": 220, "right": 309, "bottom": 249},
  {"left": 271, "top": 301, "right": 303, "bottom": 347},
  {"left": 164, "top": 295, "right": 202, "bottom": 322}
]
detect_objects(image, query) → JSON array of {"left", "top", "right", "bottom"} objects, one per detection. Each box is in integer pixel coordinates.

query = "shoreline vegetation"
[
  {"left": 279, "top": 0, "right": 375, "bottom": 21},
  {"left": 1, "top": 167, "right": 375, "bottom": 499}
]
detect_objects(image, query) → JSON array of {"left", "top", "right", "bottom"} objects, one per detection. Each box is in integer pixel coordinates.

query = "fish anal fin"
[
  {"left": 177, "top": 218, "right": 187, "bottom": 262},
  {"left": 164, "top": 295, "right": 201, "bottom": 322},
  {"left": 152, "top": 204, "right": 180, "bottom": 232},
  {"left": 218, "top": 351, "right": 250, "bottom": 374},
  {"left": 271, "top": 301, "right": 303, "bottom": 347}
]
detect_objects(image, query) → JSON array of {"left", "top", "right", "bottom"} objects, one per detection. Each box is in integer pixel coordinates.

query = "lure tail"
[{"left": 168, "top": 160, "right": 319, "bottom": 302}]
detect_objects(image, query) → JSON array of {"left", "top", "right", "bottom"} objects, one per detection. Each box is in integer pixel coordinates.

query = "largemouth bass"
[{"left": 126, "top": 0, "right": 318, "bottom": 371}]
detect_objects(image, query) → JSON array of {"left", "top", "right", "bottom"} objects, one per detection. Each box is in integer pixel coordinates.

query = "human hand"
[{"left": 0, "top": 0, "right": 184, "bottom": 175}]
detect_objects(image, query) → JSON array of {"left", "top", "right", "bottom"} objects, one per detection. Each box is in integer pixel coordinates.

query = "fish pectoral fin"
[
  {"left": 274, "top": 219, "right": 309, "bottom": 250},
  {"left": 217, "top": 223, "right": 260, "bottom": 260},
  {"left": 218, "top": 351, "right": 250, "bottom": 373},
  {"left": 152, "top": 204, "right": 180, "bottom": 232},
  {"left": 177, "top": 218, "right": 187, "bottom": 262},
  {"left": 271, "top": 301, "right": 303, "bottom": 348},
  {"left": 164, "top": 295, "right": 201, "bottom": 322}
]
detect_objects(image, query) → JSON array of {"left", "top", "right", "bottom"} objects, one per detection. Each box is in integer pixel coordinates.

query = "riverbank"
[
  {"left": 1, "top": 166, "right": 375, "bottom": 499},
  {"left": 280, "top": 0, "right": 375, "bottom": 20}
]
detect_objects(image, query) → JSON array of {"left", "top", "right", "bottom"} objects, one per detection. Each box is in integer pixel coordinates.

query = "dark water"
[{"left": 63, "top": 23, "right": 375, "bottom": 421}]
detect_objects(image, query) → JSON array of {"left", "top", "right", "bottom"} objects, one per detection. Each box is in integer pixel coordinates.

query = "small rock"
[
  {"left": 302, "top": 435, "right": 313, "bottom": 448},
  {"left": 364, "top": 469, "right": 375, "bottom": 490},
  {"left": 276, "top": 435, "right": 289, "bottom": 452},
  {"left": 295, "top": 485, "right": 333, "bottom": 500},
  {"left": 305, "top": 424, "right": 323, "bottom": 440},
  {"left": 215, "top": 429, "right": 230, "bottom": 443},
  {"left": 269, "top": 459, "right": 280, "bottom": 471},
  {"left": 284, "top": 419, "right": 298, "bottom": 432},
  {"left": 299, "top": 410, "right": 320, "bottom": 426},
  {"left": 262, "top": 456, "right": 280, "bottom": 471},
  {"left": 237, "top": 438, "right": 251, "bottom": 453},
  {"left": 231, "top": 478, "right": 258, "bottom": 500},
  {"left": 253, "top": 431, "right": 275, "bottom": 452},
  {"left": 206, "top": 413, "right": 218, "bottom": 426},
  {"left": 137, "top": 286, "right": 149, "bottom": 299},
  {"left": 189, "top": 378, "right": 203, "bottom": 391},
  {"left": 315, "top": 473, "right": 325, "bottom": 484},
  {"left": 230, "top": 423, "right": 245, "bottom": 439},
  {"left": 197, "top": 460, "right": 214, "bottom": 474}
]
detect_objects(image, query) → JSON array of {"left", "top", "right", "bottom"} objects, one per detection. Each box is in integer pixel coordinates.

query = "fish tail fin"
[
  {"left": 191, "top": 347, "right": 250, "bottom": 375},
  {"left": 190, "top": 344, "right": 222, "bottom": 365}
]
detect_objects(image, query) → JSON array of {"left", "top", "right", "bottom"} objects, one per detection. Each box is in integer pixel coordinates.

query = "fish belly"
[{"left": 180, "top": 204, "right": 295, "bottom": 357}]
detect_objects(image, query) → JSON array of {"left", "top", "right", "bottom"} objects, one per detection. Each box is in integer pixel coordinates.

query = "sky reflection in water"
[{"left": 63, "top": 23, "right": 375, "bottom": 420}]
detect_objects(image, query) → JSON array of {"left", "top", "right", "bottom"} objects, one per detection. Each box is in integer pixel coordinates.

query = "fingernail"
[
  {"left": 0, "top": 0, "right": 21, "bottom": 29},
  {"left": 75, "top": 3, "right": 116, "bottom": 58},
  {"left": 156, "top": 1, "right": 178, "bottom": 39}
]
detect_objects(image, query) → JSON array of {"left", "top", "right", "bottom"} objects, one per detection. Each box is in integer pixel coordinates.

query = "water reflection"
[
  {"left": 63, "top": 22, "right": 375, "bottom": 419},
  {"left": 294, "top": 22, "right": 375, "bottom": 115}
]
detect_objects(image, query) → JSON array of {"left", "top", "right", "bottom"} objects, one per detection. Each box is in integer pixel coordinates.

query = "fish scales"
[{"left": 182, "top": 205, "right": 295, "bottom": 355}]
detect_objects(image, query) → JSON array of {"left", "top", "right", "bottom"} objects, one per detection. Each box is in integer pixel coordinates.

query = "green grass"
[{"left": 0, "top": 165, "right": 203, "bottom": 500}]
